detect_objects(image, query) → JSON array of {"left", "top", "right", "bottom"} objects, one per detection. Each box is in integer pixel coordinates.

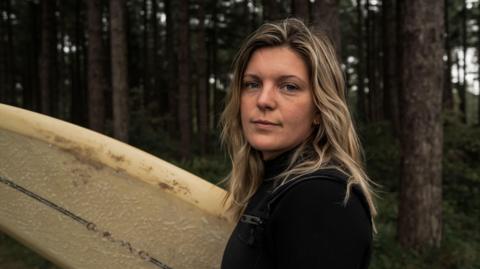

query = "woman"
[{"left": 220, "top": 18, "right": 376, "bottom": 269}]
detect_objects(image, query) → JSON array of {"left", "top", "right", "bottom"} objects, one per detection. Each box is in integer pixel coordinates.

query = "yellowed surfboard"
[{"left": 0, "top": 104, "right": 233, "bottom": 269}]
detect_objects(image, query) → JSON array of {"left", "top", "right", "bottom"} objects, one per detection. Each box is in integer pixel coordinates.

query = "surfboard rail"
[{"left": 0, "top": 103, "right": 231, "bottom": 219}]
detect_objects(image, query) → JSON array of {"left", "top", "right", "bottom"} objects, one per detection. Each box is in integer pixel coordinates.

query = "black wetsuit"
[{"left": 221, "top": 152, "right": 373, "bottom": 269}]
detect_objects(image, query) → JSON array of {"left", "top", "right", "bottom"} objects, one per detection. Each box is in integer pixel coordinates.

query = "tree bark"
[
  {"left": 6, "top": 0, "right": 15, "bottom": 105},
  {"left": 87, "top": 0, "right": 107, "bottom": 133},
  {"left": 292, "top": 0, "right": 310, "bottom": 23},
  {"left": 71, "top": 0, "right": 86, "bottom": 126},
  {"left": 243, "top": 0, "right": 252, "bottom": 35},
  {"left": 460, "top": 0, "right": 467, "bottom": 123},
  {"left": 262, "top": 0, "right": 281, "bottom": 21},
  {"left": 397, "top": 0, "right": 444, "bottom": 249},
  {"left": 443, "top": 0, "right": 454, "bottom": 111},
  {"left": 110, "top": 0, "right": 129, "bottom": 142},
  {"left": 382, "top": 0, "right": 399, "bottom": 133},
  {"left": 208, "top": 2, "right": 218, "bottom": 132},
  {"left": 51, "top": 2, "right": 60, "bottom": 117},
  {"left": 197, "top": 0, "right": 209, "bottom": 154},
  {"left": 152, "top": 0, "right": 158, "bottom": 104},
  {"left": 23, "top": 0, "right": 40, "bottom": 110},
  {"left": 39, "top": 0, "right": 56, "bottom": 115},
  {"left": 355, "top": 0, "right": 366, "bottom": 122},
  {"left": 165, "top": 0, "right": 177, "bottom": 132},
  {"left": 372, "top": 2, "right": 384, "bottom": 122},
  {"left": 365, "top": 0, "right": 379, "bottom": 122},
  {"left": 478, "top": 1, "right": 480, "bottom": 125},
  {"left": 0, "top": 0, "right": 5, "bottom": 102},
  {"left": 142, "top": 0, "right": 149, "bottom": 108},
  {"left": 177, "top": 0, "right": 191, "bottom": 159},
  {"left": 312, "top": 0, "right": 341, "bottom": 59}
]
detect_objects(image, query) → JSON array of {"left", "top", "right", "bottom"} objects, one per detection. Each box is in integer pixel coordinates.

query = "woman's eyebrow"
[
  {"left": 243, "top": 73, "right": 260, "bottom": 79},
  {"left": 243, "top": 74, "right": 304, "bottom": 81},
  {"left": 278, "top": 75, "right": 307, "bottom": 85},
  {"left": 278, "top": 75, "right": 302, "bottom": 81}
]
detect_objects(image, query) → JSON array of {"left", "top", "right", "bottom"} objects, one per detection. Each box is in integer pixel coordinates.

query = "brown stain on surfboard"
[
  {"left": 107, "top": 151, "right": 129, "bottom": 164},
  {"left": 141, "top": 165, "right": 153, "bottom": 173},
  {"left": 172, "top": 179, "right": 191, "bottom": 196},
  {"left": 35, "top": 129, "right": 106, "bottom": 170},
  {"left": 157, "top": 180, "right": 192, "bottom": 197},
  {"left": 158, "top": 182, "right": 174, "bottom": 191},
  {"left": 36, "top": 128, "right": 195, "bottom": 200},
  {"left": 63, "top": 145, "right": 104, "bottom": 170},
  {"left": 70, "top": 168, "right": 91, "bottom": 187}
]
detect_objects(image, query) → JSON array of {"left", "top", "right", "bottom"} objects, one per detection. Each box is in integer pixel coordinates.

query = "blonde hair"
[{"left": 220, "top": 18, "right": 377, "bottom": 227}]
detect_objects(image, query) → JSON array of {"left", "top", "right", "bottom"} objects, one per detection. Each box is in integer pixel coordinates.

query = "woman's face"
[{"left": 240, "top": 46, "right": 319, "bottom": 160}]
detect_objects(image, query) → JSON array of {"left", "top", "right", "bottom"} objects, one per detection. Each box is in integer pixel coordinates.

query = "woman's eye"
[
  {"left": 243, "top": 81, "right": 260, "bottom": 89},
  {"left": 281, "top": 83, "right": 299, "bottom": 92}
]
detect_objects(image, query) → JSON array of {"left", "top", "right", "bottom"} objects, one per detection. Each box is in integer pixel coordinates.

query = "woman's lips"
[{"left": 251, "top": 119, "right": 280, "bottom": 129}]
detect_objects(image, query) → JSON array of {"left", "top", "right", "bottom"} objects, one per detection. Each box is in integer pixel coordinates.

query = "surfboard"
[{"left": 0, "top": 103, "right": 233, "bottom": 269}]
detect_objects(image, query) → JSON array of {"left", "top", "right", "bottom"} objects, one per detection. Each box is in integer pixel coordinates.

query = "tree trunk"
[
  {"left": 365, "top": 0, "right": 383, "bottom": 122},
  {"left": 455, "top": 51, "right": 461, "bottom": 104},
  {"left": 110, "top": 0, "right": 129, "bottom": 142},
  {"left": 355, "top": 0, "right": 366, "bottom": 122},
  {"left": 373, "top": 2, "right": 384, "bottom": 122},
  {"left": 382, "top": 0, "right": 399, "bottom": 134},
  {"left": 165, "top": 0, "right": 177, "bottom": 132},
  {"left": 292, "top": 0, "right": 309, "bottom": 23},
  {"left": 312, "top": 0, "right": 341, "bottom": 59},
  {"left": 177, "top": 0, "right": 191, "bottom": 159},
  {"left": 251, "top": 0, "right": 258, "bottom": 30},
  {"left": 6, "top": 0, "right": 15, "bottom": 105},
  {"left": 443, "top": 0, "right": 454, "bottom": 111},
  {"left": 397, "top": 0, "right": 444, "bottom": 249},
  {"left": 142, "top": 0, "right": 149, "bottom": 108},
  {"left": 87, "top": 0, "right": 107, "bottom": 133},
  {"left": 71, "top": 0, "right": 85, "bottom": 125},
  {"left": 51, "top": 2, "right": 60, "bottom": 117},
  {"left": 39, "top": 0, "right": 56, "bottom": 115},
  {"left": 243, "top": 0, "right": 252, "bottom": 35},
  {"left": 23, "top": 0, "right": 40, "bottom": 110},
  {"left": 197, "top": 0, "right": 208, "bottom": 155},
  {"left": 0, "top": 0, "right": 5, "bottom": 102},
  {"left": 460, "top": 0, "right": 467, "bottom": 123},
  {"left": 208, "top": 2, "right": 218, "bottom": 132},
  {"left": 478, "top": 1, "right": 480, "bottom": 125},
  {"left": 262, "top": 0, "right": 281, "bottom": 21},
  {"left": 365, "top": 0, "right": 375, "bottom": 122},
  {"left": 152, "top": 0, "right": 158, "bottom": 106}
]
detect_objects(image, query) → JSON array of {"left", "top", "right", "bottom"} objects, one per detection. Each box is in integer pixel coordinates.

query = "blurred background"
[{"left": 0, "top": 0, "right": 479, "bottom": 268}]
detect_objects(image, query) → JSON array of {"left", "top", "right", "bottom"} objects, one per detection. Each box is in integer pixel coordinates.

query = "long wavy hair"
[{"left": 220, "top": 18, "right": 377, "bottom": 227}]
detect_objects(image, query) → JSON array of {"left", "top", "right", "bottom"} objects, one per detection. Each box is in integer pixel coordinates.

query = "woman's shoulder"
[
  {"left": 274, "top": 172, "right": 349, "bottom": 208},
  {"left": 269, "top": 168, "right": 371, "bottom": 224},
  {"left": 270, "top": 168, "right": 349, "bottom": 204}
]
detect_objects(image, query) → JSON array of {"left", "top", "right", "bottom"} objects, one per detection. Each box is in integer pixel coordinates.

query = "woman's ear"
[{"left": 313, "top": 113, "right": 321, "bottom": 126}]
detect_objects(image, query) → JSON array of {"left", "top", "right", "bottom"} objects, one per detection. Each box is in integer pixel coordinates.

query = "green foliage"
[
  {"left": 173, "top": 155, "right": 231, "bottom": 185},
  {"left": 129, "top": 107, "right": 180, "bottom": 160},
  {"left": 443, "top": 119, "right": 480, "bottom": 221},
  {"left": 360, "top": 121, "right": 401, "bottom": 192}
]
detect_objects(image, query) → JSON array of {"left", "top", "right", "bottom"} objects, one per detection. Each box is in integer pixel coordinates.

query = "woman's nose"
[{"left": 256, "top": 83, "right": 276, "bottom": 111}]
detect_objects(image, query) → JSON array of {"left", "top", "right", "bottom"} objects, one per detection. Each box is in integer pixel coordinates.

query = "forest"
[{"left": 0, "top": 0, "right": 479, "bottom": 268}]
